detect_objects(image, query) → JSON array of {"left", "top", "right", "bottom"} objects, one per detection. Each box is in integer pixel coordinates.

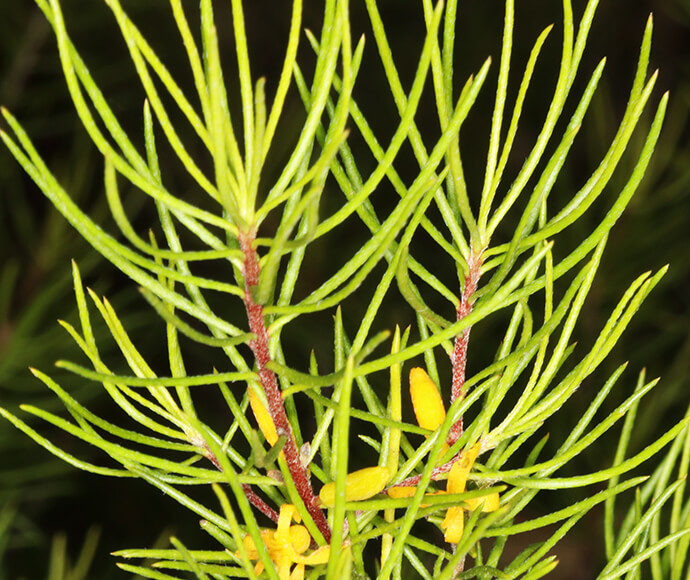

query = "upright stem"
[
  {"left": 239, "top": 229, "right": 331, "bottom": 542},
  {"left": 449, "top": 249, "right": 483, "bottom": 445}
]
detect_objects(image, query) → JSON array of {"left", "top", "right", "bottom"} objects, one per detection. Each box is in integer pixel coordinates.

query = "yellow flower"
[
  {"left": 248, "top": 386, "right": 279, "bottom": 445},
  {"left": 409, "top": 367, "right": 446, "bottom": 431},
  {"left": 440, "top": 442, "right": 481, "bottom": 543},
  {"left": 319, "top": 466, "right": 391, "bottom": 507},
  {"left": 241, "top": 465, "right": 386, "bottom": 576},
  {"left": 386, "top": 368, "right": 500, "bottom": 544},
  {"left": 385, "top": 486, "right": 418, "bottom": 499},
  {"left": 409, "top": 367, "right": 449, "bottom": 456},
  {"left": 238, "top": 504, "right": 332, "bottom": 579}
]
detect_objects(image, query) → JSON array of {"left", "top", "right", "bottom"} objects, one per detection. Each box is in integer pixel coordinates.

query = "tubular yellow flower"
[
  {"left": 387, "top": 485, "right": 446, "bottom": 509},
  {"left": 441, "top": 504, "right": 465, "bottom": 544},
  {"left": 238, "top": 504, "right": 333, "bottom": 579},
  {"left": 401, "top": 366, "right": 503, "bottom": 544},
  {"left": 241, "top": 525, "right": 310, "bottom": 560},
  {"left": 465, "top": 493, "right": 500, "bottom": 512},
  {"left": 452, "top": 442, "right": 481, "bottom": 482},
  {"left": 319, "top": 465, "right": 392, "bottom": 507},
  {"left": 441, "top": 459, "right": 468, "bottom": 543},
  {"left": 440, "top": 442, "right": 501, "bottom": 543},
  {"left": 248, "top": 386, "right": 279, "bottom": 445},
  {"left": 386, "top": 486, "right": 417, "bottom": 499},
  {"left": 409, "top": 367, "right": 446, "bottom": 431},
  {"left": 385, "top": 435, "right": 500, "bottom": 544}
]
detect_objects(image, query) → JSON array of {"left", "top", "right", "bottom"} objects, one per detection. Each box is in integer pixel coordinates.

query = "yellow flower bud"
[
  {"left": 387, "top": 486, "right": 446, "bottom": 508},
  {"left": 248, "top": 387, "right": 279, "bottom": 445},
  {"left": 319, "top": 466, "right": 391, "bottom": 507},
  {"left": 409, "top": 367, "right": 446, "bottom": 431},
  {"left": 386, "top": 486, "right": 417, "bottom": 499}
]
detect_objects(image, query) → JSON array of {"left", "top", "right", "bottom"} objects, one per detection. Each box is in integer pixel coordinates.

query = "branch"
[
  {"left": 449, "top": 249, "right": 483, "bottom": 444},
  {"left": 239, "top": 229, "right": 331, "bottom": 542}
]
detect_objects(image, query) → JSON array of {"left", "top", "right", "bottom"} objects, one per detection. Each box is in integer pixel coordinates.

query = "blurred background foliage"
[{"left": 0, "top": 0, "right": 688, "bottom": 578}]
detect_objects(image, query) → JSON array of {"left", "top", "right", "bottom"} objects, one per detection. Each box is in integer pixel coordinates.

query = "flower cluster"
[
  {"left": 387, "top": 368, "right": 500, "bottom": 543},
  {"left": 241, "top": 367, "right": 500, "bottom": 576},
  {"left": 238, "top": 504, "right": 333, "bottom": 580}
]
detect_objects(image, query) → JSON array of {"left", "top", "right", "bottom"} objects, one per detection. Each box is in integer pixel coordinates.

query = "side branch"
[
  {"left": 449, "top": 249, "right": 483, "bottom": 444},
  {"left": 202, "top": 445, "right": 280, "bottom": 522}
]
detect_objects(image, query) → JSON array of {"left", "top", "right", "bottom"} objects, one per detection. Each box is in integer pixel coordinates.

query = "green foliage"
[
  {"left": 0, "top": 4, "right": 160, "bottom": 570},
  {"left": 1, "top": 0, "right": 687, "bottom": 578}
]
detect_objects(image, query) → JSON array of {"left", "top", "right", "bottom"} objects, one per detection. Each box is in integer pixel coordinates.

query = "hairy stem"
[
  {"left": 203, "top": 445, "right": 279, "bottom": 522},
  {"left": 449, "top": 249, "right": 483, "bottom": 445},
  {"left": 387, "top": 458, "right": 456, "bottom": 489},
  {"left": 384, "top": 442, "right": 480, "bottom": 489},
  {"left": 239, "top": 229, "right": 331, "bottom": 542}
]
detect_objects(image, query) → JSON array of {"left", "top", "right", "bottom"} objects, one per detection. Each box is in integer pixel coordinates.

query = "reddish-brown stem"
[
  {"left": 448, "top": 249, "right": 483, "bottom": 445},
  {"left": 384, "top": 443, "right": 476, "bottom": 490},
  {"left": 242, "top": 484, "right": 280, "bottom": 522},
  {"left": 202, "top": 443, "right": 280, "bottom": 523},
  {"left": 239, "top": 229, "right": 331, "bottom": 542},
  {"left": 387, "top": 459, "right": 455, "bottom": 489}
]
